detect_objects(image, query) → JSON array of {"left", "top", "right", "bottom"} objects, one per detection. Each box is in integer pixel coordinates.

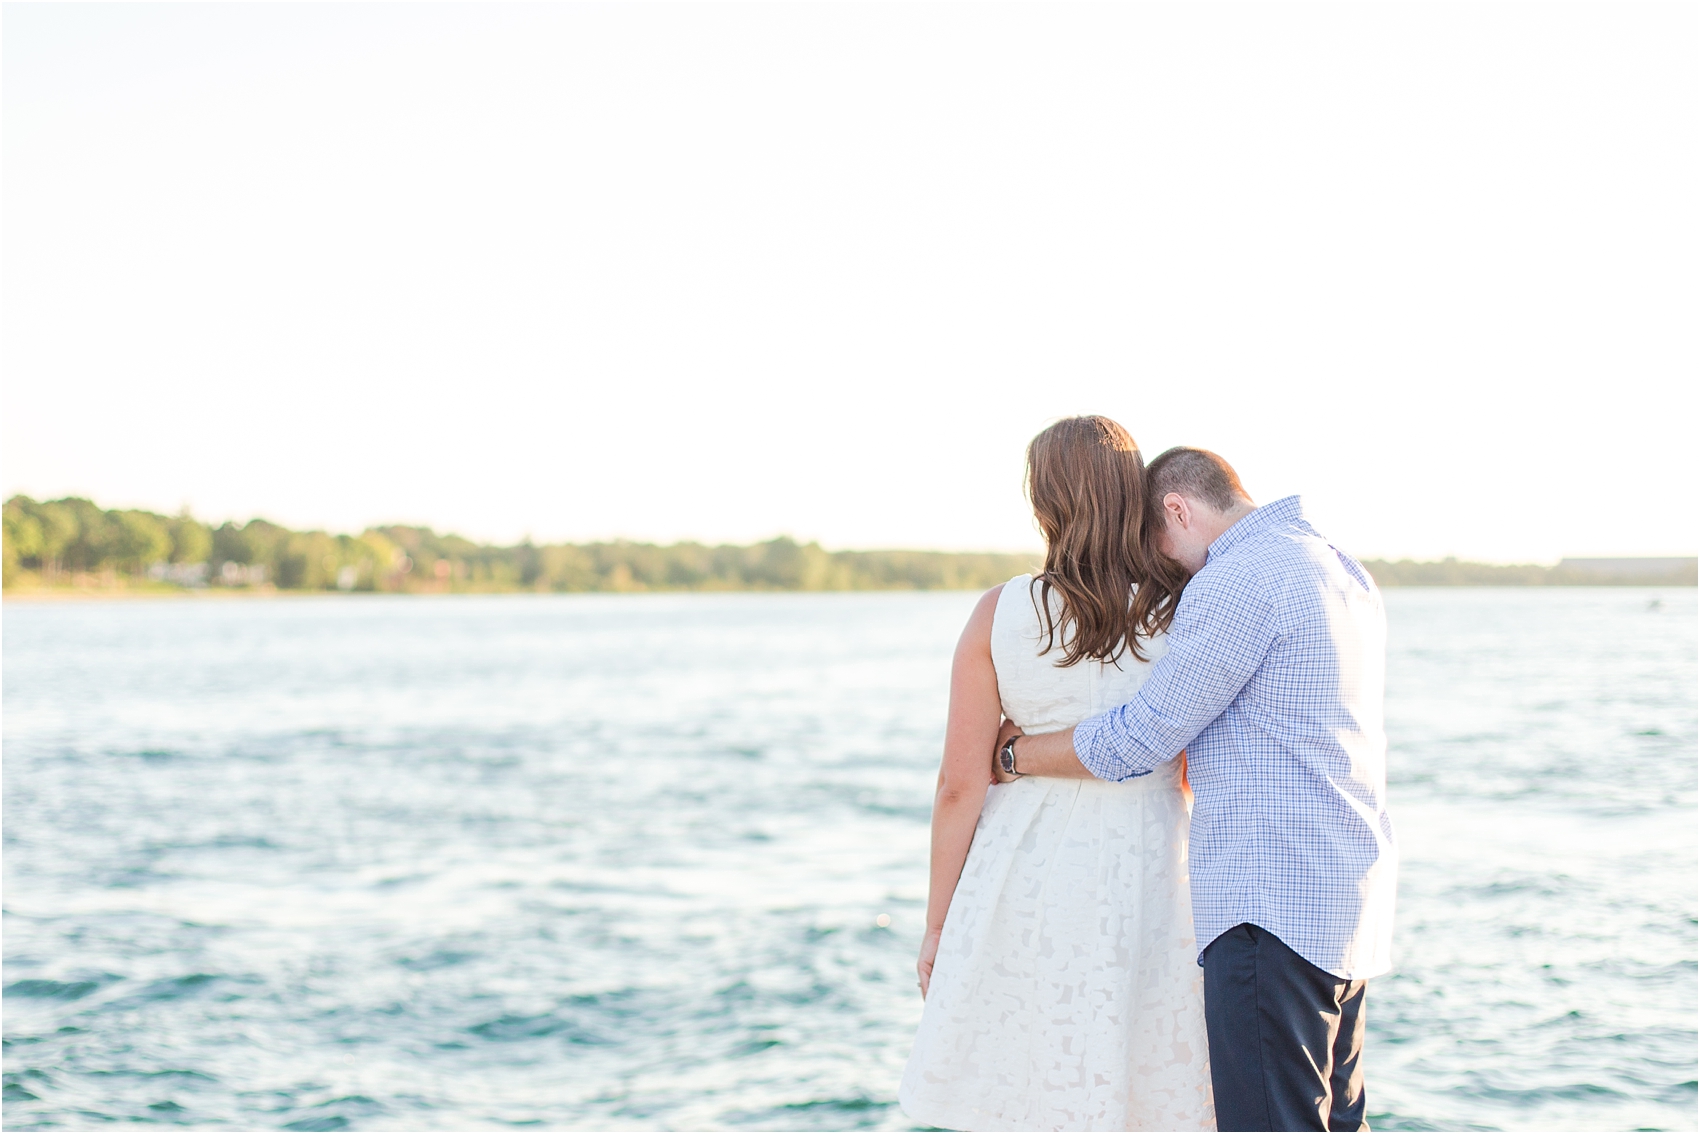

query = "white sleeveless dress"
[{"left": 899, "top": 575, "right": 1216, "bottom": 1132}]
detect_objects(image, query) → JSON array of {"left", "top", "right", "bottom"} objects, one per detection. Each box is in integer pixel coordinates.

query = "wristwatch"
[{"left": 998, "top": 734, "right": 1023, "bottom": 778}]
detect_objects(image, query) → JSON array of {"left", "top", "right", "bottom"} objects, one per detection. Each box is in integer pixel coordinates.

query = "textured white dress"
[{"left": 899, "top": 575, "right": 1216, "bottom": 1132}]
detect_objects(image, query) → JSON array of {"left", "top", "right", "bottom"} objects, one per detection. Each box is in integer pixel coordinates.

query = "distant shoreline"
[
  {"left": 1362, "top": 556, "right": 1696, "bottom": 588},
  {"left": 6, "top": 495, "right": 1694, "bottom": 597},
  {"left": 6, "top": 572, "right": 1695, "bottom": 603}
]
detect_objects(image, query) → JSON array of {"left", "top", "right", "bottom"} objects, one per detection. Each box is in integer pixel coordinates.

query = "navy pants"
[{"left": 1202, "top": 923, "right": 1369, "bottom": 1132}]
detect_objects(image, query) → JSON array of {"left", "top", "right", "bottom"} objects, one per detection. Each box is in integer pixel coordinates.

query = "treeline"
[
  {"left": 1, "top": 496, "right": 1040, "bottom": 593},
  {"left": 6, "top": 496, "right": 1691, "bottom": 595},
  {"left": 1360, "top": 557, "right": 1697, "bottom": 586}
]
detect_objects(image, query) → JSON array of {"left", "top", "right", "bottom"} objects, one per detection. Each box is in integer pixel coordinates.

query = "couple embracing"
[{"left": 899, "top": 416, "right": 1398, "bottom": 1132}]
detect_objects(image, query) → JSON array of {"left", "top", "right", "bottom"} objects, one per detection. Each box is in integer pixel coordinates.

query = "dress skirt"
[{"left": 899, "top": 761, "right": 1215, "bottom": 1131}]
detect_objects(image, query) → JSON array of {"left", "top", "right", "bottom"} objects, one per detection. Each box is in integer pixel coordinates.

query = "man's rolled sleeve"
[{"left": 1074, "top": 701, "right": 1169, "bottom": 782}]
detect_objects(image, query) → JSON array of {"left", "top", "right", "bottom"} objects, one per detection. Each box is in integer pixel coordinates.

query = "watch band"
[{"left": 999, "top": 734, "right": 1022, "bottom": 777}]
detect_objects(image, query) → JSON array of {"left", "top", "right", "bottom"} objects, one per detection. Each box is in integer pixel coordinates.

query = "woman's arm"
[{"left": 916, "top": 584, "right": 1004, "bottom": 997}]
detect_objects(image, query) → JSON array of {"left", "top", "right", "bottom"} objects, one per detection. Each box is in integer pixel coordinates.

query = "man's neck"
[{"left": 1203, "top": 499, "right": 1257, "bottom": 545}]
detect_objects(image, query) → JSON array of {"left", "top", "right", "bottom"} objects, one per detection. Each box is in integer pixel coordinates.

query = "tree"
[
  {"left": 110, "top": 511, "right": 172, "bottom": 573},
  {"left": 168, "top": 513, "right": 213, "bottom": 564}
]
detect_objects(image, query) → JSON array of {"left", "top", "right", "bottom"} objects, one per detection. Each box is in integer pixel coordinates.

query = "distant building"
[
  {"left": 1554, "top": 557, "right": 1697, "bottom": 584},
  {"left": 1558, "top": 557, "right": 1694, "bottom": 577},
  {"left": 1365, "top": 556, "right": 1697, "bottom": 587},
  {"left": 148, "top": 561, "right": 210, "bottom": 587},
  {"left": 217, "top": 561, "right": 268, "bottom": 586}
]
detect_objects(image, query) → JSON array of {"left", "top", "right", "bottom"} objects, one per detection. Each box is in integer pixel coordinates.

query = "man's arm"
[
  {"left": 992, "top": 718, "right": 1092, "bottom": 781},
  {"left": 1064, "top": 563, "right": 1280, "bottom": 782}
]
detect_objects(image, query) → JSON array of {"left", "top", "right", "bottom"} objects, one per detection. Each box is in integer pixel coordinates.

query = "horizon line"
[{"left": 4, "top": 491, "right": 1695, "bottom": 568}]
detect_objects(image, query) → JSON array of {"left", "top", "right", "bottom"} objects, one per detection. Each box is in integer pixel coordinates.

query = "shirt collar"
[{"left": 1207, "top": 495, "right": 1306, "bottom": 563}]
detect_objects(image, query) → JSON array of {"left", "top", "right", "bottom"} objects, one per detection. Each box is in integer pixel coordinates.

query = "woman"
[{"left": 899, "top": 416, "right": 1215, "bottom": 1131}]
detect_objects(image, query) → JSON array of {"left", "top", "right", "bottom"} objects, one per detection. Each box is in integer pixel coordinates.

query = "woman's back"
[{"left": 991, "top": 574, "right": 1166, "bottom": 734}]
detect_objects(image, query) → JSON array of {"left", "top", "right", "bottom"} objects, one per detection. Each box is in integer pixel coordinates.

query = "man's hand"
[
  {"left": 916, "top": 925, "right": 943, "bottom": 997},
  {"left": 992, "top": 719, "right": 1024, "bottom": 783}
]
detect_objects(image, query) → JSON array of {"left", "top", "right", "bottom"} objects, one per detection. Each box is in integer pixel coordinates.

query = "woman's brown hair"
[{"left": 1025, "top": 415, "right": 1181, "bottom": 665}]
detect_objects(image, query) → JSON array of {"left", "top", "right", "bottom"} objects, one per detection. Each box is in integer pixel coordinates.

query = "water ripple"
[{"left": 3, "top": 589, "right": 1694, "bottom": 1130}]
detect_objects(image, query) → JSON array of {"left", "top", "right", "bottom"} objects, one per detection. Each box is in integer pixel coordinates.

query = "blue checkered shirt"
[{"left": 1075, "top": 496, "right": 1397, "bottom": 980}]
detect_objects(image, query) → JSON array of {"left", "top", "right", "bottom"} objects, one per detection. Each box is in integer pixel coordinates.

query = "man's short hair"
[{"left": 1147, "top": 447, "right": 1251, "bottom": 513}]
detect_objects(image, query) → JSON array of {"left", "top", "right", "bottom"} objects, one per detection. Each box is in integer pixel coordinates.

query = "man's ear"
[{"left": 1163, "top": 492, "right": 1191, "bottom": 529}]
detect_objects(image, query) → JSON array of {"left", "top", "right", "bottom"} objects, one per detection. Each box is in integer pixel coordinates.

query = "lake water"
[{"left": 3, "top": 589, "right": 1695, "bottom": 1131}]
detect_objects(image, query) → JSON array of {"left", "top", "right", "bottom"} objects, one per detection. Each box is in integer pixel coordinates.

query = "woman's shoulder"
[
  {"left": 961, "top": 574, "right": 1038, "bottom": 650},
  {"left": 958, "top": 581, "right": 1008, "bottom": 649},
  {"left": 993, "top": 573, "right": 1046, "bottom": 619}
]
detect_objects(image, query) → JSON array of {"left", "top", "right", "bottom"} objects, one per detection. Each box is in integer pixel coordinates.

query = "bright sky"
[{"left": 3, "top": 3, "right": 1694, "bottom": 561}]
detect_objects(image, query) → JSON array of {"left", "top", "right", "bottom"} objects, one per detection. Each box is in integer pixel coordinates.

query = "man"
[{"left": 994, "top": 447, "right": 1397, "bottom": 1132}]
